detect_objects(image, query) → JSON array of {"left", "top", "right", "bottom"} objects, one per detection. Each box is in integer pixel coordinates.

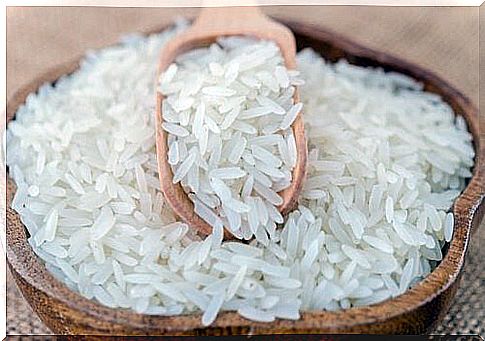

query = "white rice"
[
  {"left": 159, "top": 37, "right": 302, "bottom": 242},
  {"left": 6, "top": 20, "right": 474, "bottom": 326}
]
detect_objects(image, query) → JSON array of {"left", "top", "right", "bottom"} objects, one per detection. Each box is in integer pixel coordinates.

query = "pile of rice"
[
  {"left": 160, "top": 36, "right": 303, "bottom": 242},
  {"left": 6, "top": 20, "right": 474, "bottom": 325}
]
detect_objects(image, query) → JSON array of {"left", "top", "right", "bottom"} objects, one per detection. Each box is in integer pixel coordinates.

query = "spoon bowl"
[{"left": 155, "top": 7, "right": 307, "bottom": 237}]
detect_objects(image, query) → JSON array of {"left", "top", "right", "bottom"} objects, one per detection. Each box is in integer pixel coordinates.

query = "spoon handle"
[{"left": 194, "top": 6, "right": 267, "bottom": 29}]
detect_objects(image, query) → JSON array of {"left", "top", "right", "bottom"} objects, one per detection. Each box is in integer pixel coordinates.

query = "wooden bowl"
[{"left": 6, "top": 20, "right": 484, "bottom": 335}]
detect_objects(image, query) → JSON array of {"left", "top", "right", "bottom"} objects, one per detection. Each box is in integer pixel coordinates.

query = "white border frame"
[{"left": 1, "top": 1, "right": 483, "bottom": 339}]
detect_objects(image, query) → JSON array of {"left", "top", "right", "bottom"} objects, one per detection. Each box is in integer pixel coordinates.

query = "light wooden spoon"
[{"left": 155, "top": 6, "right": 307, "bottom": 237}]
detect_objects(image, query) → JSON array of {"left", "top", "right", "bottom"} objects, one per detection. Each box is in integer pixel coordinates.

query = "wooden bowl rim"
[{"left": 6, "top": 19, "right": 484, "bottom": 333}]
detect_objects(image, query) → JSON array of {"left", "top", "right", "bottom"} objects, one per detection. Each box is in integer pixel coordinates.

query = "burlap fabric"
[{"left": 5, "top": 6, "right": 483, "bottom": 336}]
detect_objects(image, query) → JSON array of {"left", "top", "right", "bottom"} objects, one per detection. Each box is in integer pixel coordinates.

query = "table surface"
[{"left": 6, "top": 6, "right": 484, "bottom": 336}]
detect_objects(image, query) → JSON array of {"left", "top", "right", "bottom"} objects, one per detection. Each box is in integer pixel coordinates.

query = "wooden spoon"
[{"left": 155, "top": 6, "right": 307, "bottom": 237}]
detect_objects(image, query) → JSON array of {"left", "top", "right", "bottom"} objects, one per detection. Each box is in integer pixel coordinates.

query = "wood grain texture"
[
  {"left": 5, "top": 21, "right": 484, "bottom": 335},
  {"left": 156, "top": 7, "right": 307, "bottom": 238}
]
